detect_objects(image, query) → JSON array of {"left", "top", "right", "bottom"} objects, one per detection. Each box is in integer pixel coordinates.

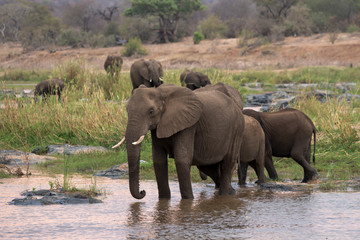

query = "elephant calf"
[
  {"left": 130, "top": 59, "right": 163, "bottom": 92},
  {"left": 34, "top": 78, "right": 65, "bottom": 100},
  {"left": 237, "top": 115, "right": 266, "bottom": 185},
  {"left": 180, "top": 70, "right": 211, "bottom": 90},
  {"left": 242, "top": 108, "right": 318, "bottom": 183},
  {"left": 104, "top": 55, "right": 123, "bottom": 77}
]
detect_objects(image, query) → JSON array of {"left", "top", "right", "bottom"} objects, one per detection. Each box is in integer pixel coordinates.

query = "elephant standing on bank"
[
  {"left": 130, "top": 59, "right": 163, "bottom": 92},
  {"left": 113, "top": 84, "right": 244, "bottom": 199},
  {"left": 242, "top": 108, "right": 318, "bottom": 183},
  {"left": 180, "top": 70, "right": 211, "bottom": 90},
  {"left": 34, "top": 78, "right": 65, "bottom": 100},
  {"left": 104, "top": 55, "right": 123, "bottom": 77}
]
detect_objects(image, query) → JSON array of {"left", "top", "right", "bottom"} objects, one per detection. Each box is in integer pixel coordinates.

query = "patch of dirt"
[{"left": 1, "top": 33, "right": 360, "bottom": 72}]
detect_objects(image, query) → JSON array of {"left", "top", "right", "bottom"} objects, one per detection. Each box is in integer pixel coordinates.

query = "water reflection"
[{"left": 1, "top": 176, "right": 360, "bottom": 239}]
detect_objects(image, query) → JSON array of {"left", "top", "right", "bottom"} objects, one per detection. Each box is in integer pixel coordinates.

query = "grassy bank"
[{"left": 1, "top": 64, "right": 359, "bottom": 184}]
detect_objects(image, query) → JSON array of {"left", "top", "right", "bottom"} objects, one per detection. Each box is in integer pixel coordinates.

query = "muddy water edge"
[{"left": 1, "top": 175, "right": 360, "bottom": 239}]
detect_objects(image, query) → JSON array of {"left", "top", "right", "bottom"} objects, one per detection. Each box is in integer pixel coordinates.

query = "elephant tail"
[{"left": 312, "top": 128, "right": 316, "bottom": 164}]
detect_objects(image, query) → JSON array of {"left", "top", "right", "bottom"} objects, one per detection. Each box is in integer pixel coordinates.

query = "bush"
[
  {"left": 193, "top": 29, "right": 204, "bottom": 44},
  {"left": 58, "top": 29, "right": 83, "bottom": 47},
  {"left": 122, "top": 38, "right": 147, "bottom": 57},
  {"left": 198, "top": 14, "right": 228, "bottom": 39},
  {"left": 347, "top": 24, "right": 360, "bottom": 33}
]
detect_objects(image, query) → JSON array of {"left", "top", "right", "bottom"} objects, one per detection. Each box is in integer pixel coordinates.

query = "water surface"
[{"left": 1, "top": 175, "right": 359, "bottom": 239}]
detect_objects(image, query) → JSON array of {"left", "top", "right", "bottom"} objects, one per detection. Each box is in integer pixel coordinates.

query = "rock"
[
  {"left": 94, "top": 163, "right": 129, "bottom": 178},
  {"left": 94, "top": 161, "right": 148, "bottom": 178},
  {"left": 0, "top": 150, "right": 56, "bottom": 166},
  {"left": 260, "top": 182, "right": 294, "bottom": 191},
  {"left": 46, "top": 144, "right": 108, "bottom": 155},
  {"left": 9, "top": 189, "right": 103, "bottom": 205}
]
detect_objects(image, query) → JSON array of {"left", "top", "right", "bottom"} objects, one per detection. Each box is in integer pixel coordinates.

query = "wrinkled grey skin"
[
  {"left": 104, "top": 55, "right": 123, "bottom": 77},
  {"left": 242, "top": 108, "right": 317, "bottom": 183},
  {"left": 180, "top": 70, "right": 211, "bottom": 90},
  {"left": 130, "top": 59, "right": 163, "bottom": 92},
  {"left": 124, "top": 84, "right": 244, "bottom": 199},
  {"left": 237, "top": 115, "right": 266, "bottom": 185},
  {"left": 34, "top": 78, "right": 65, "bottom": 100}
]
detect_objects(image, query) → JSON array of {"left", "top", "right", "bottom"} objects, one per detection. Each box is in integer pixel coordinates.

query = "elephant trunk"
[{"left": 126, "top": 121, "right": 147, "bottom": 199}]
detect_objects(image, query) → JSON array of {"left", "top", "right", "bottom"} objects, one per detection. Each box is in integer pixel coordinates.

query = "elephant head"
[
  {"left": 130, "top": 59, "right": 164, "bottom": 91},
  {"left": 145, "top": 59, "right": 163, "bottom": 87},
  {"left": 123, "top": 84, "right": 202, "bottom": 199}
]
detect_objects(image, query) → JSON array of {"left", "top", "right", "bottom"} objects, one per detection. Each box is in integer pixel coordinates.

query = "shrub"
[
  {"left": 122, "top": 38, "right": 147, "bottom": 57},
  {"left": 198, "top": 14, "right": 228, "bottom": 39},
  {"left": 193, "top": 29, "right": 204, "bottom": 44}
]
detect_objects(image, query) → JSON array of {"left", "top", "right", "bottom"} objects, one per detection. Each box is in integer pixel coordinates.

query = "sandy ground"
[{"left": 1, "top": 33, "right": 360, "bottom": 72}]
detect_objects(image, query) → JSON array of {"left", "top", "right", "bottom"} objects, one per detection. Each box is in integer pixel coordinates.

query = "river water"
[{"left": 1, "top": 175, "right": 359, "bottom": 239}]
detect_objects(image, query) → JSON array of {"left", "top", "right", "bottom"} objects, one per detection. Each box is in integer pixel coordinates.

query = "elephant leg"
[
  {"left": 255, "top": 152, "right": 266, "bottom": 184},
  {"left": 173, "top": 130, "right": 195, "bottom": 199},
  {"left": 238, "top": 162, "right": 248, "bottom": 185},
  {"left": 198, "top": 164, "right": 221, "bottom": 188},
  {"left": 218, "top": 156, "right": 236, "bottom": 195},
  {"left": 290, "top": 145, "right": 318, "bottom": 183},
  {"left": 152, "top": 143, "right": 171, "bottom": 198},
  {"left": 264, "top": 151, "right": 278, "bottom": 180}
]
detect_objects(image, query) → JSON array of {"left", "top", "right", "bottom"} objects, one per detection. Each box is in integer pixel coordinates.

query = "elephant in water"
[
  {"left": 113, "top": 84, "right": 245, "bottom": 199},
  {"left": 104, "top": 55, "right": 123, "bottom": 77},
  {"left": 242, "top": 108, "right": 318, "bottom": 183},
  {"left": 180, "top": 70, "right": 211, "bottom": 90},
  {"left": 130, "top": 59, "right": 163, "bottom": 92},
  {"left": 34, "top": 78, "right": 65, "bottom": 100}
]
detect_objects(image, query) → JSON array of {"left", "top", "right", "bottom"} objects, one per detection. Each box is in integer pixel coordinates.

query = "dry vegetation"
[{"left": 1, "top": 33, "right": 360, "bottom": 73}]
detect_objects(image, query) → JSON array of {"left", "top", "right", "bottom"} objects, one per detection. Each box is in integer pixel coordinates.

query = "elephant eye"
[{"left": 149, "top": 108, "right": 155, "bottom": 116}]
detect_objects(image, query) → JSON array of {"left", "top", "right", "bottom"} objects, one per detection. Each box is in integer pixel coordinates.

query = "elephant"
[
  {"left": 194, "top": 82, "right": 244, "bottom": 110},
  {"left": 237, "top": 115, "right": 266, "bottom": 185},
  {"left": 242, "top": 108, "right": 318, "bottom": 183},
  {"left": 130, "top": 59, "right": 163, "bottom": 92},
  {"left": 104, "top": 55, "right": 123, "bottom": 77},
  {"left": 34, "top": 78, "right": 65, "bottom": 100},
  {"left": 180, "top": 70, "right": 211, "bottom": 90},
  {"left": 113, "top": 84, "right": 245, "bottom": 199}
]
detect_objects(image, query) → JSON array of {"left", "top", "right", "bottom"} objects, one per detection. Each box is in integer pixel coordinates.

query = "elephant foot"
[
  {"left": 219, "top": 186, "right": 235, "bottom": 195},
  {"left": 301, "top": 171, "right": 319, "bottom": 183},
  {"left": 238, "top": 180, "right": 246, "bottom": 186}
]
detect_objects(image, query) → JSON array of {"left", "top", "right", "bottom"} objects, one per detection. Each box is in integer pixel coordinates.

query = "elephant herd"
[
  {"left": 111, "top": 58, "right": 318, "bottom": 200},
  {"left": 33, "top": 56, "right": 318, "bottom": 200}
]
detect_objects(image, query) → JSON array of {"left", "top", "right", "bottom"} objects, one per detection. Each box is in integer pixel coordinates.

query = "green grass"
[{"left": 1, "top": 65, "right": 359, "bottom": 188}]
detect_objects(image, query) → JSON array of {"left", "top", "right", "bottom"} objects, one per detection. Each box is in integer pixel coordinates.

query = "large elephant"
[
  {"left": 180, "top": 70, "right": 211, "bottom": 90},
  {"left": 242, "top": 108, "right": 317, "bottom": 183},
  {"left": 104, "top": 55, "right": 123, "bottom": 77},
  {"left": 237, "top": 115, "right": 266, "bottom": 185},
  {"left": 114, "top": 84, "right": 244, "bottom": 199},
  {"left": 34, "top": 78, "right": 65, "bottom": 100},
  {"left": 130, "top": 59, "right": 163, "bottom": 91}
]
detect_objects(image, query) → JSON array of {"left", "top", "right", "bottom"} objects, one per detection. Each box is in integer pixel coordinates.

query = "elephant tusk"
[
  {"left": 132, "top": 135, "right": 145, "bottom": 145},
  {"left": 159, "top": 77, "right": 163, "bottom": 81},
  {"left": 149, "top": 79, "right": 153, "bottom": 82},
  {"left": 112, "top": 137, "right": 125, "bottom": 148}
]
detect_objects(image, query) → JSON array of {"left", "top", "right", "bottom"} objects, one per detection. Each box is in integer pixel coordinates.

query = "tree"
[
  {"left": 63, "top": 0, "right": 97, "bottom": 32},
  {"left": 0, "top": 0, "right": 61, "bottom": 49},
  {"left": 255, "top": 0, "right": 299, "bottom": 23},
  {"left": 125, "top": 0, "right": 205, "bottom": 43}
]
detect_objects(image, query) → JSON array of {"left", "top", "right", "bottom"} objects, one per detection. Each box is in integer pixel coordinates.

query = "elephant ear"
[{"left": 156, "top": 85, "right": 203, "bottom": 138}]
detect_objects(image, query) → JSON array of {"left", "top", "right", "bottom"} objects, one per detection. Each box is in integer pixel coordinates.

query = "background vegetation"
[
  {"left": 1, "top": 65, "right": 359, "bottom": 184},
  {"left": 1, "top": 0, "right": 360, "bottom": 50}
]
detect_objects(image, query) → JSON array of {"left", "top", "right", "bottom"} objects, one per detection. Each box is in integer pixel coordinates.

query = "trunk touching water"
[{"left": 126, "top": 123, "right": 147, "bottom": 199}]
